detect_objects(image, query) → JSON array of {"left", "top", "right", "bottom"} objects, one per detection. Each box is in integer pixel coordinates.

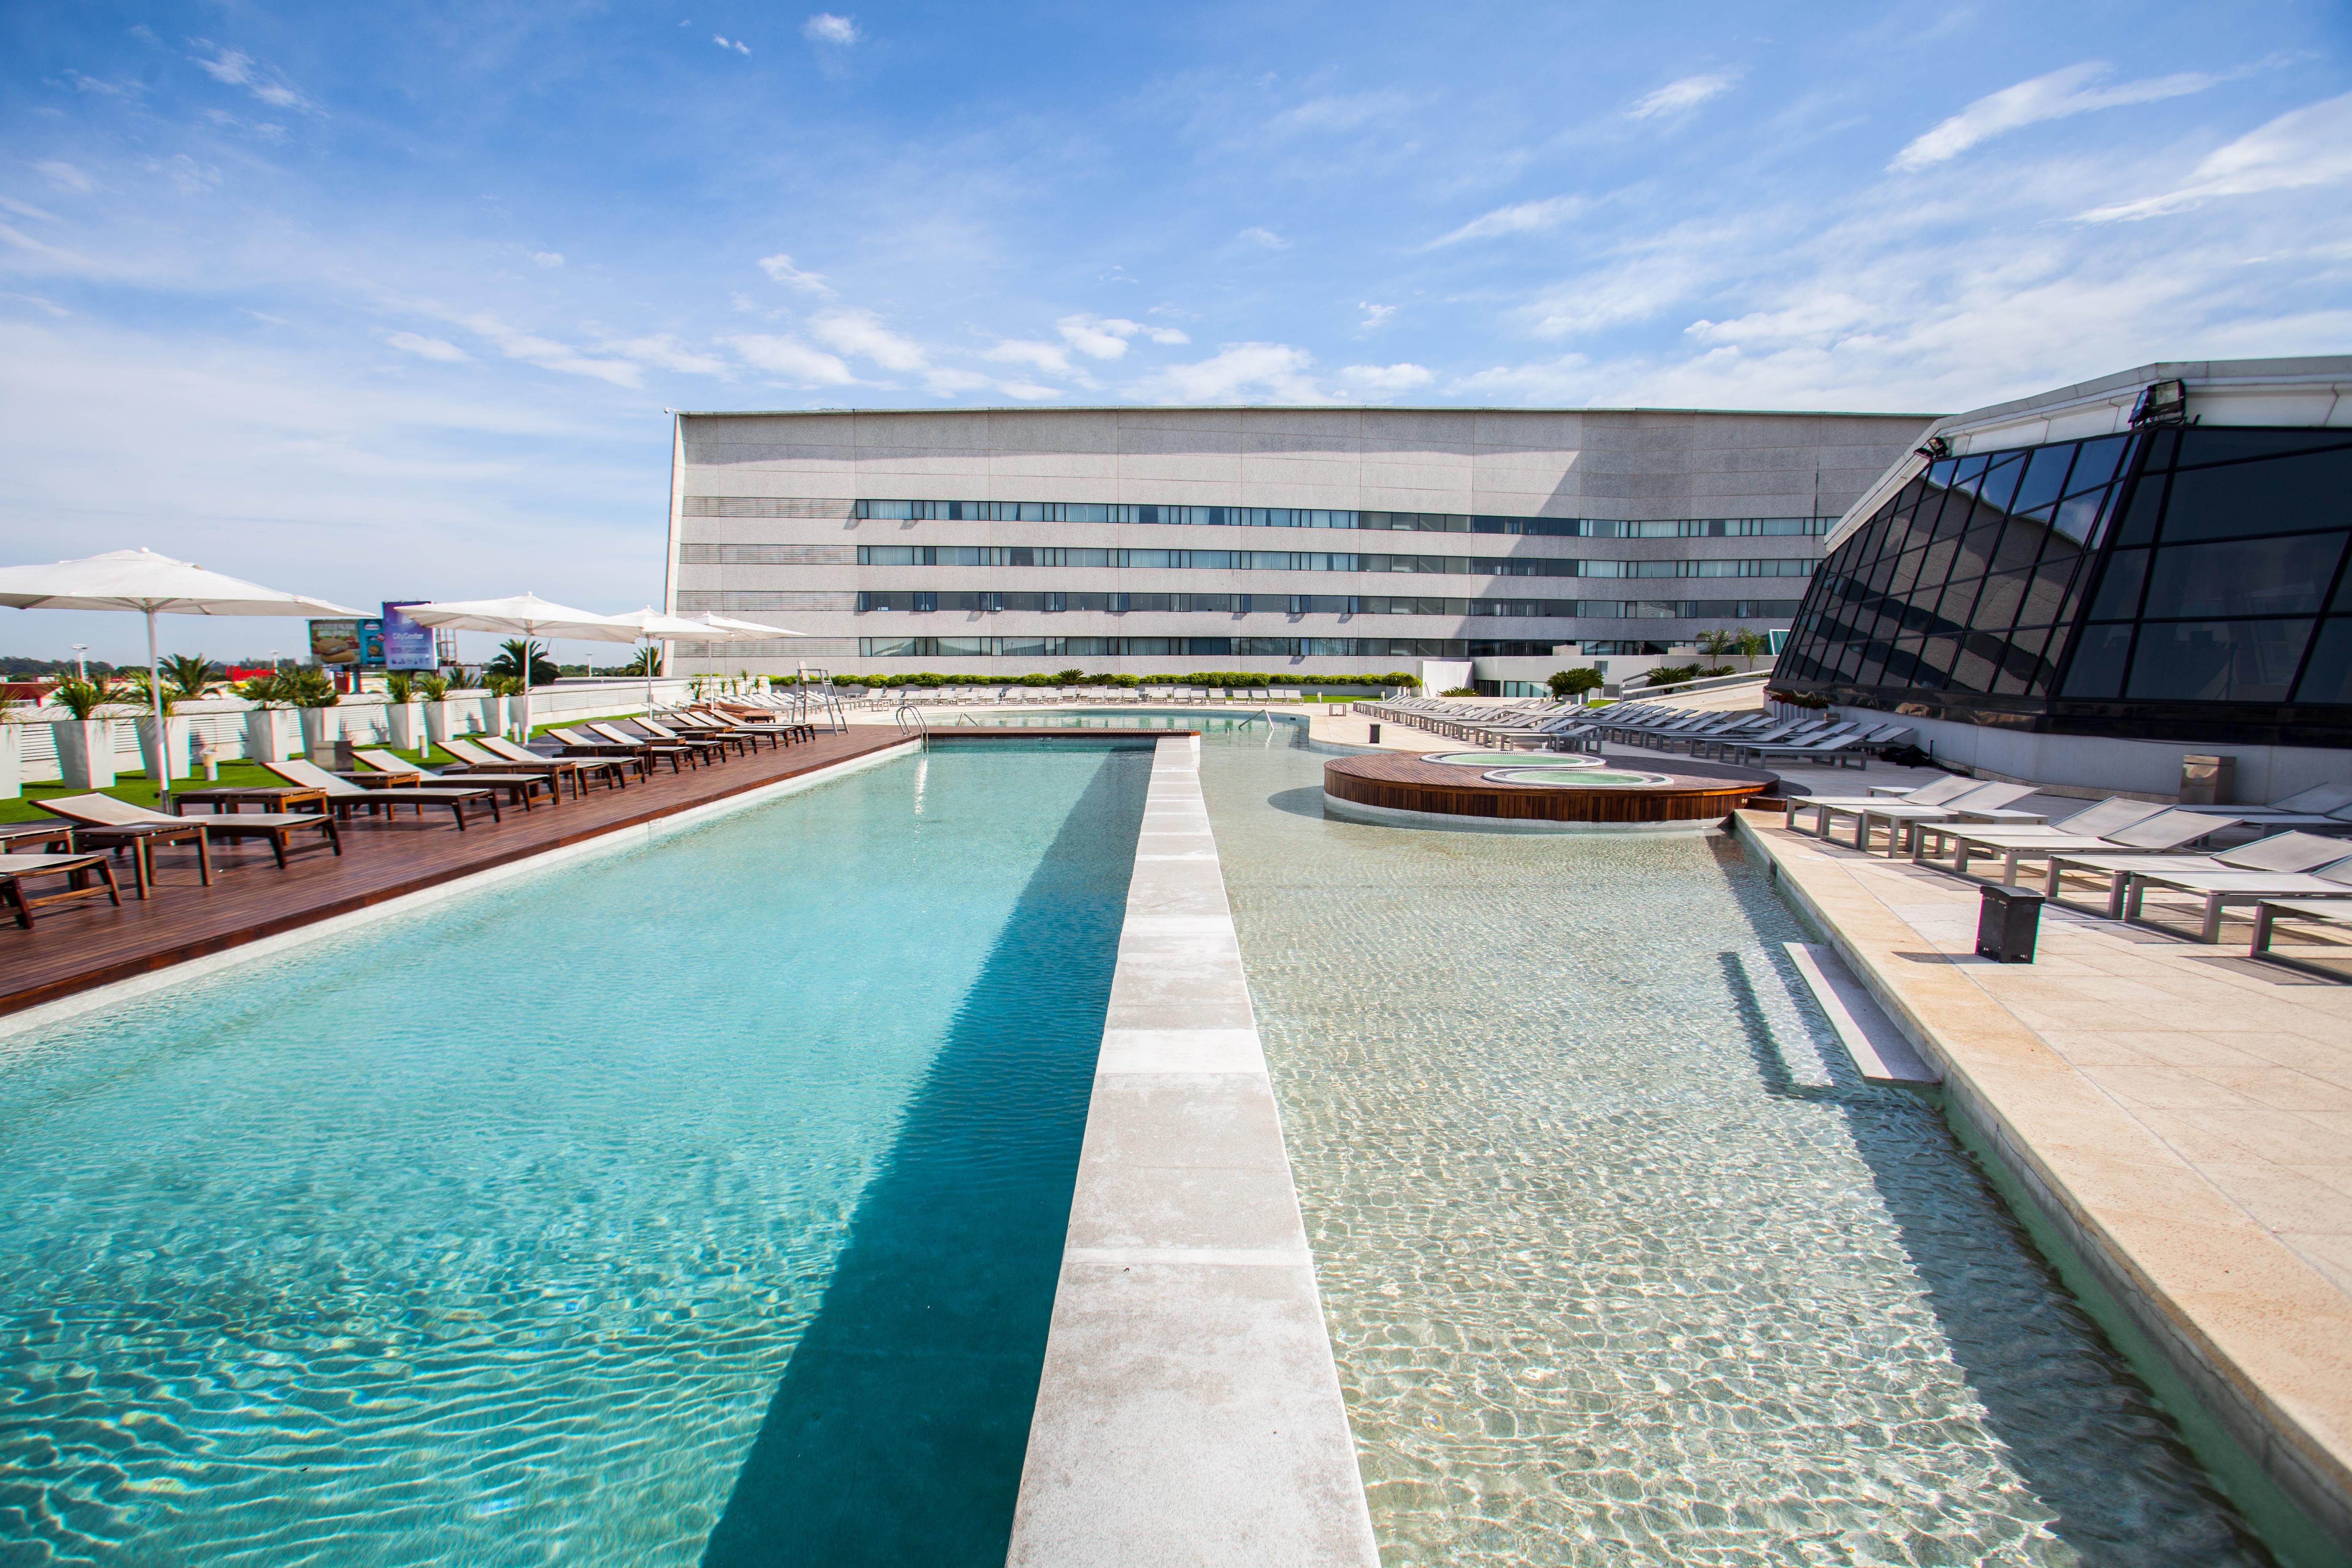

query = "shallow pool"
[
  {"left": 0, "top": 742, "right": 1150, "bottom": 1566},
  {"left": 1203, "top": 730, "right": 2271, "bottom": 1566}
]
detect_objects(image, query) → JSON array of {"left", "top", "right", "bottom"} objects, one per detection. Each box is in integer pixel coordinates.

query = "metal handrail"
[{"left": 895, "top": 703, "right": 929, "bottom": 750}]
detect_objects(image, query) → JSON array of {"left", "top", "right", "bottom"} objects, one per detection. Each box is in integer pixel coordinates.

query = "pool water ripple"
[{"left": 1203, "top": 734, "right": 2271, "bottom": 1567}]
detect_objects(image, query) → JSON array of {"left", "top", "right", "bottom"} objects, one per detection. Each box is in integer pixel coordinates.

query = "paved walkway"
[{"left": 1742, "top": 809, "right": 2352, "bottom": 1546}]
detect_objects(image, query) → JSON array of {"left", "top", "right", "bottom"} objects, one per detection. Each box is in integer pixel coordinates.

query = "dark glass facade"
[{"left": 1775, "top": 427, "right": 2352, "bottom": 745}]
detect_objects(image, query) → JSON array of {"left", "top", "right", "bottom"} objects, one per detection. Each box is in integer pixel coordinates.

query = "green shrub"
[
  {"left": 1440, "top": 685, "right": 1480, "bottom": 697},
  {"left": 1644, "top": 664, "right": 1702, "bottom": 688},
  {"left": 1547, "top": 667, "right": 1604, "bottom": 699}
]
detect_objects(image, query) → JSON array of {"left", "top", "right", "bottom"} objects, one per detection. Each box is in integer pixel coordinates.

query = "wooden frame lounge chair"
[
  {"left": 637, "top": 715, "right": 742, "bottom": 758},
  {"left": 470, "top": 736, "right": 631, "bottom": 794},
  {"left": 0, "top": 850, "right": 123, "bottom": 927},
  {"left": 426, "top": 739, "right": 568, "bottom": 803},
  {"left": 546, "top": 726, "right": 657, "bottom": 778},
  {"left": 41, "top": 791, "right": 337, "bottom": 869},
  {"left": 359, "top": 745, "right": 572, "bottom": 806},
  {"left": 713, "top": 701, "right": 815, "bottom": 743},
  {"left": 585, "top": 722, "right": 696, "bottom": 773},
  {"left": 265, "top": 758, "right": 503, "bottom": 829},
  {"left": 669, "top": 710, "right": 782, "bottom": 751}
]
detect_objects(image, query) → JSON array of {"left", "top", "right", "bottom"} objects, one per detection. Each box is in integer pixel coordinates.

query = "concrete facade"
[{"left": 664, "top": 406, "right": 1931, "bottom": 680}]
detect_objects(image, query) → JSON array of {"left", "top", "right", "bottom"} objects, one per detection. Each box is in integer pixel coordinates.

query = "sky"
[{"left": 3, "top": 0, "right": 2348, "bottom": 663}]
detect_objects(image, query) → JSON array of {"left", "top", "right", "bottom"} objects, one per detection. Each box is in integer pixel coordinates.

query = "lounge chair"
[
  {"left": 361, "top": 744, "right": 573, "bottom": 805},
  {"left": 1785, "top": 773, "right": 1987, "bottom": 837},
  {"left": 585, "top": 721, "right": 697, "bottom": 772},
  {"left": 1961, "top": 809, "right": 2239, "bottom": 903},
  {"left": 1911, "top": 797, "right": 2170, "bottom": 879},
  {"left": 2064, "top": 834, "right": 2352, "bottom": 938},
  {"left": 626, "top": 717, "right": 731, "bottom": 761},
  {"left": 263, "top": 758, "right": 502, "bottom": 829},
  {"left": 470, "top": 736, "right": 632, "bottom": 794},
  {"left": 2250, "top": 898, "right": 2352, "bottom": 978},
  {"left": 2227, "top": 783, "right": 2352, "bottom": 820},
  {"left": 671, "top": 710, "right": 783, "bottom": 751},
  {"left": 41, "top": 791, "right": 339, "bottom": 869},
  {"left": 0, "top": 850, "right": 123, "bottom": 927},
  {"left": 546, "top": 726, "right": 656, "bottom": 778},
  {"left": 1850, "top": 782, "right": 2043, "bottom": 855}
]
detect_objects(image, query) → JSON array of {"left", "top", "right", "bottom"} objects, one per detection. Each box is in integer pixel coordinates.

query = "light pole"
[{"left": 69, "top": 644, "right": 87, "bottom": 681}]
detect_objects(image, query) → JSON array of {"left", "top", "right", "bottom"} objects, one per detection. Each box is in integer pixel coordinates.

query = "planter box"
[
  {"left": 0, "top": 724, "right": 19, "bottom": 799},
  {"left": 53, "top": 718, "right": 116, "bottom": 790},
  {"left": 297, "top": 706, "right": 339, "bottom": 756},
  {"left": 135, "top": 716, "right": 189, "bottom": 782},
  {"left": 387, "top": 701, "right": 424, "bottom": 750},
  {"left": 476, "top": 696, "right": 503, "bottom": 736},
  {"left": 244, "top": 708, "right": 296, "bottom": 764},
  {"left": 423, "top": 701, "right": 455, "bottom": 746}
]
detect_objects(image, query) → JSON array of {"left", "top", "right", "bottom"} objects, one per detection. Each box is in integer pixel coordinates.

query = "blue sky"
[{"left": 3, "top": 0, "right": 2348, "bottom": 661}]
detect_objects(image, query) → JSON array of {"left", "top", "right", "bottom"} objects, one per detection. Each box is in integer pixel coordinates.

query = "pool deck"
[
  {"left": 1735, "top": 807, "right": 2352, "bottom": 1554},
  {"left": 0, "top": 728, "right": 919, "bottom": 1021},
  {"left": 1010, "top": 735, "right": 1380, "bottom": 1568}
]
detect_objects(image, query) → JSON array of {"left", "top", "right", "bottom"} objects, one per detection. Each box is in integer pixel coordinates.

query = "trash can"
[
  {"left": 2180, "top": 754, "right": 2235, "bottom": 806},
  {"left": 1368, "top": 723, "right": 1382, "bottom": 743},
  {"left": 1977, "top": 883, "right": 2044, "bottom": 963}
]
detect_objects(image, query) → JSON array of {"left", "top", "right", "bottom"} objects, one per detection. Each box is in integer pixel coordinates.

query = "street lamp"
[{"left": 69, "top": 644, "right": 87, "bottom": 680}]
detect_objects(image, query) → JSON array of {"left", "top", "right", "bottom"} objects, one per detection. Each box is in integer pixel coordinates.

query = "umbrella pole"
[{"left": 146, "top": 607, "right": 162, "bottom": 720}]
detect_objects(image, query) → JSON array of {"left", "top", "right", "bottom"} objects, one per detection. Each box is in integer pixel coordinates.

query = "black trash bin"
[
  {"left": 1977, "top": 883, "right": 2044, "bottom": 963},
  {"left": 1368, "top": 723, "right": 1382, "bottom": 743}
]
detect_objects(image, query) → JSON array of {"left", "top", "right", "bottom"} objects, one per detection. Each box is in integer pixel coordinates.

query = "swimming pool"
[
  {"left": 0, "top": 741, "right": 1150, "bottom": 1566},
  {"left": 1201, "top": 729, "right": 2273, "bottom": 1566}
]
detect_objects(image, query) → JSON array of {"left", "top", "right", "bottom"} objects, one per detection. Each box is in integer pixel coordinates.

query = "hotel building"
[{"left": 662, "top": 406, "right": 1930, "bottom": 686}]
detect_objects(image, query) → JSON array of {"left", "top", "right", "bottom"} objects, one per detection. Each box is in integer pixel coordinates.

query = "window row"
[
  {"left": 677, "top": 544, "right": 856, "bottom": 566},
  {"left": 856, "top": 636, "right": 1559, "bottom": 658},
  {"left": 673, "top": 590, "right": 857, "bottom": 612},
  {"left": 853, "top": 590, "right": 1802, "bottom": 619},
  {"left": 852, "top": 544, "right": 1814, "bottom": 577},
  {"left": 843, "top": 498, "right": 1825, "bottom": 535}
]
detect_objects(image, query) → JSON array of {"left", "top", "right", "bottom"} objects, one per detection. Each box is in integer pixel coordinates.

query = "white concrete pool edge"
[
  {"left": 0, "top": 740, "right": 918, "bottom": 1044},
  {"left": 1007, "top": 735, "right": 1381, "bottom": 1568}
]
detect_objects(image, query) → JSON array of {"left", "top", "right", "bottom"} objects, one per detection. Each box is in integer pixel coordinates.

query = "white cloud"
[
  {"left": 1893, "top": 62, "right": 2219, "bottom": 172},
  {"left": 1055, "top": 314, "right": 1184, "bottom": 359},
  {"left": 756, "top": 252, "right": 832, "bottom": 294},
  {"left": 1236, "top": 226, "right": 1289, "bottom": 250},
  {"left": 808, "top": 308, "right": 926, "bottom": 371},
  {"left": 1336, "top": 363, "right": 1433, "bottom": 394},
  {"left": 986, "top": 338, "right": 1075, "bottom": 375},
  {"left": 149, "top": 155, "right": 221, "bottom": 195},
  {"left": 607, "top": 333, "right": 729, "bottom": 375},
  {"left": 727, "top": 333, "right": 856, "bottom": 384},
  {"left": 1358, "top": 302, "right": 1395, "bottom": 328},
  {"left": 3, "top": 292, "right": 72, "bottom": 319},
  {"left": 713, "top": 34, "right": 751, "bottom": 54},
  {"left": 0, "top": 222, "right": 107, "bottom": 274},
  {"left": 64, "top": 70, "right": 135, "bottom": 97},
  {"left": 1629, "top": 74, "right": 1734, "bottom": 120},
  {"left": 1267, "top": 90, "right": 1421, "bottom": 135},
  {"left": 1130, "top": 343, "right": 1330, "bottom": 404},
  {"left": 530, "top": 251, "right": 564, "bottom": 268},
  {"left": 35, "top": 162, "right": 93, "bottom": 193},
  {"left": 1425, "top": 194, "right": 1583, "bottom": 247},
  {"left": 387, "top": 331, "right": 471, "bottom": 363},
  {"left": 2078, "top": 92, "right": 2352, "bottom": 221},
  {"left": 187, "top": 42, "right": 317, "bottom": 114},
  {"left": 426, "top": 309, "right": 642, "bottom": 386},
  {"left": 0, "top": 195, "right": 60, "bottom": 223},
  {"left": 804, "top": 13, "right": 859, "bottom": 44}
]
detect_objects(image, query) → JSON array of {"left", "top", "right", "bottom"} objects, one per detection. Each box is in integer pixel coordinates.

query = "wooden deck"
[
  {"left": 1322, "top": 752, "right": 1768, "bottom": 823},
  {"left": 0, "top": 728, "right": 918, "bottom": 1019}
]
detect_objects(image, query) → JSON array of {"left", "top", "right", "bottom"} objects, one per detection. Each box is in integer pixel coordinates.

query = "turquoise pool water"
[
  {"left": 0, "top": 742, "right": 1149, "bottom": 1566},
  {"left": 1200, "top": 730, "right": 2274, "bottom": 1567}
]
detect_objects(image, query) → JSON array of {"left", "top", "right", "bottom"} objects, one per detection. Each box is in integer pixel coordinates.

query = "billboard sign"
[
  {"left": 381, "top": 601, "right": 437, "bottom": 670},
  {"left": 309, "top": 619, "right": 361, "bottom": 666}
]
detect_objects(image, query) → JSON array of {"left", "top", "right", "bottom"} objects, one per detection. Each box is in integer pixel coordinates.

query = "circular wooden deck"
[{"left": 1322, "top": 753, "right": 1769, "bottom": 831}]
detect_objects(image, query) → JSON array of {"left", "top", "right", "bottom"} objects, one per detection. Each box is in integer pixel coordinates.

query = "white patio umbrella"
[
  {"left": 398, "top": 593, "right": 643, "bottom": 741},
  {"left": 0, "top": 547, "right": 360, "bottom": 720},
  {"left": 681, "top": 612, "right": 805, "bottom": 697},
  {"left": 602, "top": 607, "right": 782, "bottom": 711}
]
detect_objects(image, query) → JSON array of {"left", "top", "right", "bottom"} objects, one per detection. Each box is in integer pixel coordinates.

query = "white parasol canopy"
[
  {"left": 686, "top": 612, "right": 804, "bottom": 642},
  {"left": 0, "top": 547, "right": 361, "bottom": 719},
  {"left": 603, "top": 607, "right": 773, "bottom": 710},
  {"left": 399, "top": 593, "right": 642, "bottom": 741}
]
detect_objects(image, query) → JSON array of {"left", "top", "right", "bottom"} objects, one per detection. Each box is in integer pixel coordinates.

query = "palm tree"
[
  {"left": 618, "top": 646, "right": 660, "bottom": 677},
  {"left": 1734, "top": 627, "right": 1773, "bottom": 670},
  {"left": 486, "top": 637, "right": 560, "bottom": 685},
  {"left": 163, "top": 653, "right": 219, "bottom": 702}
]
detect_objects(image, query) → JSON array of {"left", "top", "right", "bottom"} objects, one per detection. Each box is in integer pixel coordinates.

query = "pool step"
[{"left": 1782, "top": 940, "right": 1942, "bottom": 1086}]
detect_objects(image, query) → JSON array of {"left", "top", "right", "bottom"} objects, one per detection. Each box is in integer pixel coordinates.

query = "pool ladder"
[{"left": 895, "top": 703, "right": 929, "bottom": 750}]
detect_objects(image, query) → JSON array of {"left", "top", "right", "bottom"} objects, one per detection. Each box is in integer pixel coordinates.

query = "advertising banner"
[
  {"left": 355, "top": 618, "right": 387, "bottom": 668},
  {"left": 309, "top": 619, "right": 361, "bottom": 666},
  {"left": 381, "top": 601, "right": 437, "bottom": 670}
]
